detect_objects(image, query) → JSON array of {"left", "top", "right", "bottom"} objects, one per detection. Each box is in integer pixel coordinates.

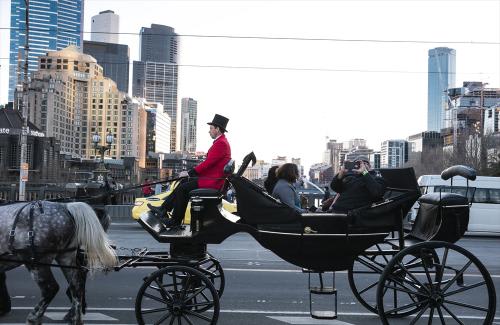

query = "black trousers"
[{"left": 163, "top": 179, "right": 199, "bottom": 225}]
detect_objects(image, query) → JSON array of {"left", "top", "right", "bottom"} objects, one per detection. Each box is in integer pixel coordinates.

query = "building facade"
[
  {"left": 381, "top": 140, "right": 409, "bottom": 168},
  {"left": 121, "top": 96, "right": 148, "bottom": 168},
  {"left": 8, "top": 0, "right": 84, "bottom": 101},
  {"left": 427, "top": 47, "right": 456, "bottom": 132},
  {"left": 180, "top": 98, "right": 198, "bottom": 153},
  {"left": 133, "top": 24, "right": 179, "bottom": 152},
  {"left": 90, "top": 10, "right": 119, "bottom": 44},
  {"left": 83, "top": 40, "right": 130, "bottom": 93},
  {"left": 145, "top": 102, "right": 171, "bottom": 155},
  {"left": 25, "top": 46, "right": 130, "bottom": 160}
]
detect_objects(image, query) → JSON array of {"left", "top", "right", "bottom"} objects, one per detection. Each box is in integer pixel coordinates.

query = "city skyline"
[{"left": 1, "top": 0, "right": 499, "bottom": 171}]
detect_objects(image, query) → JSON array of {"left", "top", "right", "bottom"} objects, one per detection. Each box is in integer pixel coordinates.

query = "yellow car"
[{"left": 132, "top": 181, "right": 237, "bottom": 224}]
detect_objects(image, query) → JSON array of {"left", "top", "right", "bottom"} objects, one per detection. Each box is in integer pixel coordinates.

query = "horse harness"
[{"left": 6, "top": 201, "right": 78, "bottom": 265}]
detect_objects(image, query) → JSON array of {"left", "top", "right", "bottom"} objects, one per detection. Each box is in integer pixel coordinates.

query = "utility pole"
[{"left": 18, "top": 0, "right": 30, "bottom": 201}]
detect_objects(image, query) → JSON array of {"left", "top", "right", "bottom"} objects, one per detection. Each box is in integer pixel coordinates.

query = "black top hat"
[{"left": 207, "top": 114, "right": 229, "bottom": 132}]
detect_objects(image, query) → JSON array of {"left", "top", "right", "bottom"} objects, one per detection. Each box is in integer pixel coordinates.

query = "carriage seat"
[{"left": 407, "top": 192, "right": 469, "bottom": 243}]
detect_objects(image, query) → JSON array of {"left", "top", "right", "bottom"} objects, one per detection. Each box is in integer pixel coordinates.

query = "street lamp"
[{"left": 92, "top": 130, "right": 114, "bottom": 181}]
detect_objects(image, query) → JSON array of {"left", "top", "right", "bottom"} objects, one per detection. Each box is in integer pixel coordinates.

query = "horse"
[{"left": 0, "top": 200, "right": 117, "bottom": 325}]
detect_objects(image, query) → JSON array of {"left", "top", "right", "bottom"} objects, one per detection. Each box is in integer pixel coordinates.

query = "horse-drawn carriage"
[
  {"left": 0, "top": 153, "right": 497, "bottom": 325},
  {"left": 125, "top": 153, "right": 496, "bottom": 324}
]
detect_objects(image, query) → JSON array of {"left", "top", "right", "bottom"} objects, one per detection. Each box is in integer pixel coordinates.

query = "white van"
[{"left": 407, "top": 175, "right": 500, "bottom": 236}]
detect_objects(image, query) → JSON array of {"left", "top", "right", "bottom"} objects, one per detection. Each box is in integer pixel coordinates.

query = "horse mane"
[{"left": 65, "top": 202, "right": 117, "bottom": 273}]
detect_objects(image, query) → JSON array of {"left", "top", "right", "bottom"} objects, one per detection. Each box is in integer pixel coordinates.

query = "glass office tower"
[
  {"left": 427, "top": 47, "right": 456, "bottom": 132},
  {"left": 8, "top": 0, "right": 84, "bottom": 101}
]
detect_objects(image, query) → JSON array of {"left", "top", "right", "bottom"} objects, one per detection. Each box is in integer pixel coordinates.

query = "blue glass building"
[
  {"left": 8, "top": 0, "right": 84, "bottom": 101},
  {"left": 427, "top": 47, "right": 456, "bottom": 132}
]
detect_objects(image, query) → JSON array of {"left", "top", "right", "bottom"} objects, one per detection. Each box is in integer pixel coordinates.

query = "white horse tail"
[{"left": 65, "top": 202, "right": 118, "bottom": 273}]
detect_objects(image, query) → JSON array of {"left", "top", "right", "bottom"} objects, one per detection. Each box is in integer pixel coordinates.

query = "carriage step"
[
  {"left": 311, "top": 310, "right": 337, "bottom": 320},
  {"left": 307, "top": 271, "right": 337, "bottom": 320}
]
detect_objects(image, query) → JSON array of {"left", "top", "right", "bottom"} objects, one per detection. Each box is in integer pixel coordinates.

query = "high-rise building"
[
  {"left": 26, "top": 46, "right": 131, "bottom": 160},
  {"left": 180, "top": 98, "right": 197, "bottom": 153},
  {"left": 90, "top": 10, "right": 119, "bottom": 44},
  {"left": 121, "top": 96, "right": 148, "bottom": 168},
  {"left": 145, "top": 102, "right": 171, "bottom": 155},
  {"left": 381, "top": 140, "right": 409, "bottom": 168},
  {"left": 133, "top": 24, "right": 179, "bottom": 152},
  {"left": 139, "top": 24, "right": 178, "bottom": 63},
  {"left": 427, "top": 47, "right": 456, "bottom": 132},
  {"left": 8, "top": 0, "right": 84, "bottom": 102},
  {"left": 83, "top": 40, "right": 130, "bottom": 93}
]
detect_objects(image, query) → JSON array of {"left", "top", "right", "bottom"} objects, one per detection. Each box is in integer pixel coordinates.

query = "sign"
[{"left": 21, "top": 163, "right": 29, "bottom": 182}]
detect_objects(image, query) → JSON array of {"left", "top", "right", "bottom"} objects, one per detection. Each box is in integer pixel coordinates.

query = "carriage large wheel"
[
  {"left": 349, "top": 243, "right": 439, "bottom": 317},
  {"left": 195, "top": 257, "right": 225, "bottom": 298},
  {"left": 377, "top": 241, "right": 496, "bottom": 324},
  {"left": 135, "top": 265, "right": 220, "bottom": 325}
]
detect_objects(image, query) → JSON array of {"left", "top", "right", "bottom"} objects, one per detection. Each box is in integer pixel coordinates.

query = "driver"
[
  {"left": 326, "top": 156, "right": 386, "bottom": 212},
  {"left": 149, "top": 114, "right": 231, "bottom": 229}
]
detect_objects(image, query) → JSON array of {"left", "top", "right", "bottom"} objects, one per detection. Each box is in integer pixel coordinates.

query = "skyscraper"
[
  {"left": 133, "top": 24, "right": 179, "bottom": 152},
  {"left": 180, "top": 98, "right": 197, "bottom": 153},
  {"left": 83, "top": 40, "right": 130, "bottom": 93},
  {"left": 8, "top": 0, "right": 84, "bottom": 102},
  {"left": 427, "top": 47, "right": 456, "bottom": 132},
  {"left": 90, "top": 10, "right": 119, "bottom": 44}
]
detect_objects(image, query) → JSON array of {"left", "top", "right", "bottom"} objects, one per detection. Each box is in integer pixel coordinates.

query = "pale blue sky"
[{"left": 1, "top": 0, "right": 499, "bottom": 171}]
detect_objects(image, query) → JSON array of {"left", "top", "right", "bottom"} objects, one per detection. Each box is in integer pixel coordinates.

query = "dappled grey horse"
[{"left": 0, "top": 201, "right": 117, "bottom": 324}]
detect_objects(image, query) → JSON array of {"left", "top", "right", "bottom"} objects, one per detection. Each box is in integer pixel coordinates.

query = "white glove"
[{"left": 178, "top": 171, "right": 189, "bottom": 178}]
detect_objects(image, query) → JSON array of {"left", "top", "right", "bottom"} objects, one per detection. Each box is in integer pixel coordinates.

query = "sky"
[{"left": 0, "top": 0, "right": 499, "bottom": 173}]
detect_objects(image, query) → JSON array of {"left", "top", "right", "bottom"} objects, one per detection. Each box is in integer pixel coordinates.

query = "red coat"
[{"left": 194, "top": 134, "right": 231, "bottom": 190}]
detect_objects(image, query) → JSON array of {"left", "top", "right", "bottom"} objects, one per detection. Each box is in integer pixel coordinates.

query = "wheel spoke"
[
  {"left": 358, "top": 281, "right": 378, "bottom": 295},
  {"left": 184, "top": 309, "right": 213, "bottom": 322},
  {"left": 142, "top": 307, "right": 170, "bottom": 315},
  {"left": 427, "top": 306, "right": 435, "bottom": 325},
  {"left": 185, "top": 301, "right": 214, "bottom": 308},
  {"left": 181, "top": 314, "right": 195, "bottom": 325},
  {"left": 183, "top": 284, "right": 208, "bottom": 303},
  {"left": 168, "top": 315, "right": 176, "bottom": 325},
  {"left": 409, "top": 302, "right": 429, "bottom": 325},
  {"left": 444, "top": 281, "right": 486, "bottom": 297},
  {"left": 144, "top": 292, "right": 169, "bottom": 304},
  {"left": 436, "top": 248, "right": 449, "bottom": 284},
  {"left": 443, "top": 298, "right": 489, "bottom": 312},
  {"left": 397, "top": 261, "right": 430, "bottom": 294},
  {"left": 441, "top": 303, "right": 465, "bottom": 325},
  {"left": 383, "top": 283, "right": 428, "bottom": 298},
  {"left": 181, "top": 273, "right": 192, "bottom": 300},
  {"left": 436, "top": 305, "right": 446, "bottom": 325},
  {"left": 356, "top": 256, "right": 386, "bottom": 273},
  {"left": 154, "top": 278, "right": 174, "bottom": 301},
  {"left": 384, "top": 298, "right": 429, "bottom": 314},
  {"left": 153, "top": 311, "right": 172, "bottom": 325},
  {"left": 441, "top": 260, "right": 472, "bottom": 293}
]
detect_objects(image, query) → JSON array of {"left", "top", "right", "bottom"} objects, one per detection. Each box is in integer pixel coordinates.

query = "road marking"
[
  {"left": 268, "top": 316, "right": 353, "bottom": 324},
  {"left": 44, "top": 312, "right": 118, "bottom": 321},
  {"left": 11, "top": 307, "right": 500, "bottom": 320}
]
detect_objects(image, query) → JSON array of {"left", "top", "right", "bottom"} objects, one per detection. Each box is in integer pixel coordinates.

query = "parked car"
[{"left": 132, "top": 181, "right": 237, "bottom": 224}]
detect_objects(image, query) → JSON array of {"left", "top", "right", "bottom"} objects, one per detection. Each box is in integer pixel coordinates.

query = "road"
[{"left": 2, "top": 219, "right": 500, "bottom": 324}]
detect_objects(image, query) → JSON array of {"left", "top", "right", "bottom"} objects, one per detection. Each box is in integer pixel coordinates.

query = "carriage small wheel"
[
  {"left": 135, "top": 265, "right": 220, "bottom": 325},
  {"left": 195, "top": 257, "right": 226, "bottom": 299},
  {"left": 377, "top": 241, "right": 496, "bottom": 324}
]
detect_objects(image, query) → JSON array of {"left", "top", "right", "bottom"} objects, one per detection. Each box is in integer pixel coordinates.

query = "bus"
[{"left": 407, "top": 175, "right": 500, "bottom": 236}]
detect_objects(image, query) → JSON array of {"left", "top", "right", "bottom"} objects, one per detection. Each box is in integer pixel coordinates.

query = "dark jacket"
[{"left": 330, "top": 170, "right": 386, "bottom": 212}]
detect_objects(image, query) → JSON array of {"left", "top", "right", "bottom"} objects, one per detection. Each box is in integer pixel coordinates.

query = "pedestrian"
[
  {"left": 141, "top": 178, "right": 153, "bottom": 197},
  {"left": 149, "top": 114, "right": 232, "bottom": 229}
]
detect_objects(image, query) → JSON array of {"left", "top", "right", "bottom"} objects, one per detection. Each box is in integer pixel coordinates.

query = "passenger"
[
  {"left": 272, "top": 163, "right": 307, "bottom": 213},
  {"left": 148, "top": 114, "right": 231, "bottom": 229},
  {"left": 263, "top": 165, "right": 279, "bottom": 193},
  {"left": 328, "top": 156, "right": 386, "bottom": 212}
]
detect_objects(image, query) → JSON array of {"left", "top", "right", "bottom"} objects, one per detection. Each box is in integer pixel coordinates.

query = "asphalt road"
[{"left": 2, "top": 219, "right": 500, "bottom": 325}]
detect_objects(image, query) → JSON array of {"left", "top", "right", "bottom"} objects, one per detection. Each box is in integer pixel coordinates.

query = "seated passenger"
[
  {"left": 263, "top": 165, "right": 279, "bottom": 193},
  {"left": 272, "top": 163, "right": 307, "bottom": 213},
  {"left": 328, "top": 156, "right": 386, "bottom": 212}
]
